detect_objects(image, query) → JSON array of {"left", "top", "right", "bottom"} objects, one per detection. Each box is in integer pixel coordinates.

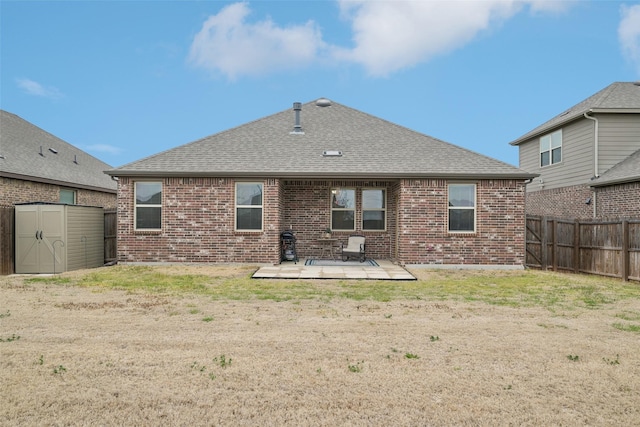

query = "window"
[
  {"left": 331, "top": 188, "right": 355, "bottom": 230},
  {"left": 362, "top": 189, "right": 386, "bottom": 230},
  {"left": 135, "top": 182, "right": 162, "bottom": 230},
  {"left": 59, "top": 189, "right": 76, "bottom": 204},
  {"left": 236, "top": 182, "right": 263, "bottom": 230},
  {"left": 540, "top": 129, "right": 562, "bottom": 167},
  {"left": 448, "top": 184, "right": 475, "bottom": 233}
]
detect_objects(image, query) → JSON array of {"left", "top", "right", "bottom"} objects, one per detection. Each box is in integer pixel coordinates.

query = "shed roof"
[
  {"left": 107, "top": 99, "right": 534, "bottom": 180},
  {"left": 0, "top": 110, "right": 117, "bottom": 193},
  {"left": 509, "top": 82, "right": 640, "bottom": 146}
]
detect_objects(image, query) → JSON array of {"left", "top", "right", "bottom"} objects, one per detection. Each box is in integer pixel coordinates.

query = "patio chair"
[{"left": 341, "top": 235, "right": 366, "bottom": 262}]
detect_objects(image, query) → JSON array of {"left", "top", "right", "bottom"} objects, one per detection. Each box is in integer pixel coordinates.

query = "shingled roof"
[
  {"left": 510, "top": 82, "right": 640, "bottom": 146},
  {"left": 107, "top": 99, "right": 533, "bottom": 180},
  {"left": 0, "top": 110, "right": 117, "bottom": 193},
  {"left": 590, "top": 148, "right": 640, "bottom": 187}
]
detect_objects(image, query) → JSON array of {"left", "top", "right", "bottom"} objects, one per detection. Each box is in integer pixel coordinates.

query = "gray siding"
[
  {"left": 520, "top": 118, "right": 594, "bottom": 192},
  {"left": 597, "top": 114, "right": 640, "bottom": 175},
  {"left": 66, "top": 205, "right": 104, "bottom": 271}
]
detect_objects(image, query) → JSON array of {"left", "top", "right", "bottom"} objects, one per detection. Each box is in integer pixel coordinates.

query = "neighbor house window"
[
  {"left": 236, "top": 182, "right": 263, "bottom": 231},
  {"left": 362, "top": 189, "right": 386, "bottom": 230},
  {"left": 540, "top": 129, "right": 562, "bottom": 167},
  {"left": 331, "top": 188, "right": 355, "bottom": 230},
  {"left": 135, "top": 182, "right": 162, "bottom": 230},
  {"left": 59, "top": 189, "right": 76, "bottom": 204},
  {"left": 448, "top": 184, "right": 476, "bottom": 233}
]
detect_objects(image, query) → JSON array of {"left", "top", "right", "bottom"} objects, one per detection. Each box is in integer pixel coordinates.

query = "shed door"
[
  {"left": 39, "top": 205, "right": 65, "bottom": 273},
  {"left": 15, "top": 206, "right": 40, "bottom": 273},
  {"left": 15, "top": 205, "right": 66, "bottom": 273}
]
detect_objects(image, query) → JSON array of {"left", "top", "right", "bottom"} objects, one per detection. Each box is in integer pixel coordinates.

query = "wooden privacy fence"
[
  {"left": 0, "top": 207, "right": 14, "bottom": 275},
  {"left": 104, "top": 209, "right": 117, "bottom": 263},
  {"left": 0, "top": 207, "right": 117, "bottom": 275},
  {"left": 526, "top": 216, "right": 640, "bottom": 282}
]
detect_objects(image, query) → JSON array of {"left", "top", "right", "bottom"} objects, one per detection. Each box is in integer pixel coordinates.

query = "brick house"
[
  {"left": 1, "top": 110, "right": 117, "bottom": 275},
  {"left": 0, "top": 110, "right": 117, "bottom": 208},
  {"left": 106, "top": 99, "right": 535, "bottom": 266},
  {"left": 509, "top": 82, "right": 640, "bottom": 219}
]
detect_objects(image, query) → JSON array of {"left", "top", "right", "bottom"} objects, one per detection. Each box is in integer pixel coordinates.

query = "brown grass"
[{"left": 1, "top": 266, "right": 639, "bottom": 426}]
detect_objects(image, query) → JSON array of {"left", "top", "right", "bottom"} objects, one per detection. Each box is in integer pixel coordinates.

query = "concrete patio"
[{"left": 252, "top": 259, "right": 416, "bottom": 280}]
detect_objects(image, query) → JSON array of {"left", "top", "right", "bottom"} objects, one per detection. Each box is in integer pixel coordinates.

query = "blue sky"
[{"left": 2, "top": 0, "right": 640, "bottom": 169}]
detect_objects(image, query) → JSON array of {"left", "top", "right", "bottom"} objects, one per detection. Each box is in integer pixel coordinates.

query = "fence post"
[
  {"left": 541, "top": 217, "right": 548, "bottom": 270},
  {"left": 551, "top": 219, "right": 558, "bottom": 272},
  {"left": 573, "top": 219, "right": 580, "bottom": 274},
  {"left": 622, "top": 220, "right": 629, "bottom": 281}
]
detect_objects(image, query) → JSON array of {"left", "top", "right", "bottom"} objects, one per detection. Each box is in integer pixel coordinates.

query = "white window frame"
[
  {"left": 235, "top": 182, "right": 264, "bottom": 231},
  {"left": 540, "top": 129, "right": 562, "bottom": 167},
  {"left": 134, "top": 181, "right": 162, "bottom": 231},
  {"left": 330, "top": 188, "right": 356, "bottom": 231},
  {"left": 361, "top": 188, "right": 386, "bottom": 231},
  {"left": 448, "top": 183, "right": 476, "bottom": 233}
]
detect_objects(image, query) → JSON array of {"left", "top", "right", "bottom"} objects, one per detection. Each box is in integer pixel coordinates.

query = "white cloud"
[
  {"left": 16, "top": 78, "right": 63, "bottom": 99},
  {"left": 619, "top": 4, "right": 640, "bottom": 74},
  {"left": 188, "top": 2, "right": 326, "bottom": 79},
  {"left": 84, "top": 144, "right": 124, "bottom": 155},
  {"left": 188, "top": 1, "right": 575, "bottom": 79}
]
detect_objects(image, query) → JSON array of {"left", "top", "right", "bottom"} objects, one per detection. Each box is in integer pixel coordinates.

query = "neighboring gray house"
[
  {"left": 509, "top": 82, "right": 640, "bottom": 219},
  {"left": 107, "top": 98, "right": 536, "bottom": 266},
  {"left": 0, "top": 110, "right": 117, "bottom": 208}
]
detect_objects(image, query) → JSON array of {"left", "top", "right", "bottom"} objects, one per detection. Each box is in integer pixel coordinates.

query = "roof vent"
[
  {"left": 634, "top": 81, "right": 640, "bottom": 86},
  {"left": 49, "top": 148, "right": 58, "bottom": 154},
  {"left": 323, "top": 150, "right": 342, "bottom": 157},
  {"left": 290, "top": 102, "right": 304, "bottom": 135},
  {"left": 316, "top": 98, "right": 331, "bottom": 107}
]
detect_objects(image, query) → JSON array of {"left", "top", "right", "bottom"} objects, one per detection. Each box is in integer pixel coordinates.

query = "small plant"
[
  {"left": 214, "top": 355, "right": 232, "bottom": 368},
  {"left": 202, "top": 316, "right": 214, "bottom": 322},
  {"left": 391, "top": 347, "right": 399, "bottom": 353},
  {"left": 430, "top": 335, "right": 440, "bottom": 342},
  {"left": 603, "top": 354, "right": 620, "bottom": 365},
  {"left": 191, "top": 362, "right": 206, "bottom": 372},
  {"left": 405, "top": 353, "right": 420, "bottom": 359},
  {"left": 0, "top": 310, "right": 10, "bottom": 319},
  {"left": 53, "top": 365, "right": 66, "bottom": 374},
  {"left": 567, "top": 354, "right": 580, "bottom": 362},
  {"left": 209, "top": 373, "right": 216, "bottom": 380},
  {"left": 38, "top": 355, "right": 44, "bottom": 365},
  {"left": 189, "top": 309, "right": 200, "bottom": 315},
  {"left": 384, "top": 314, "right": 392, "bottom": 319},
  {"left": 348, "top": 361, "right": 364, "bottom": 373},
  {"left": 0, "top": 334, "right": 20, "bottom": 342}
]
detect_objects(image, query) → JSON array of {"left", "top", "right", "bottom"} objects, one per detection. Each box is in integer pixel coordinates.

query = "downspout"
[
  {"left": 583, "top": 111, "right": 599, "bottom": 178},
  {"left": 583, "top": 111, "right": 598, "bottom": 218}
]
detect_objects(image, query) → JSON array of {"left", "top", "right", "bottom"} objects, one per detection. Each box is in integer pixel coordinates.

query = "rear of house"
[{"left": 107, "top": 99, "right": 535, "bottom": 267}]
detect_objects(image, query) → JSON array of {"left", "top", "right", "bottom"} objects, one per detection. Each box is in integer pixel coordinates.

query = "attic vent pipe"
[{"left": 290, "top": 102, "right": 304, "bottom": 135}]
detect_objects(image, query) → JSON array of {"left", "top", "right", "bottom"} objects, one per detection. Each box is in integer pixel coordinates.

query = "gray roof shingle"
[
  {"left": 590, "top": 148, "right": 640, "bottom": 187},
  {"left": 108, "top": 99, "right": 534, "bottom": 179},
  {"left": 509, "top": 82, "right": 640, "bottom": 146},
  {"left": 0, "top": 110, "right": 117, "bottom": 192}
]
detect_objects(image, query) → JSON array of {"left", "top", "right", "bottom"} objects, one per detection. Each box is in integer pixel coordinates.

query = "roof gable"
[
  {"left": 0, "top": 110, "right": 117, "bottom": 192},
  {"left": 510, "top": 82, "right": 640, "bottom": 146},
  {"left": 108, "top": 99, "right": 533, "bottom": 179}
]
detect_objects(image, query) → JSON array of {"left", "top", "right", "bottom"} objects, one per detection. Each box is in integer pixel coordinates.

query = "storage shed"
[{"left": 15, "top": 203, "right": 104, "bottom": 274}]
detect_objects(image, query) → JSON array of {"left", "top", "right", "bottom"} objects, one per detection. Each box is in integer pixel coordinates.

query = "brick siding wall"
[
  {"left": 525, "top": 184, "right": 595, "bottom": 219},
  {"left": 116, "top": 177, "right": 526, "bottom": 266},
  {"left": 595, "top": 182, "right": 640, "bottom": 219},
  {"left": 397, "top": 179, "right": 526, "bottom": 265},
  {"left": 1, "top": 177, "right": 116, "bottom": 209}
]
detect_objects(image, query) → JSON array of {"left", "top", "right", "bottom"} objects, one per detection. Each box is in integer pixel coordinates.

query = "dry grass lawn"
[{"left": 1, "top": 265, "right": 639, "bottom": 426}]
